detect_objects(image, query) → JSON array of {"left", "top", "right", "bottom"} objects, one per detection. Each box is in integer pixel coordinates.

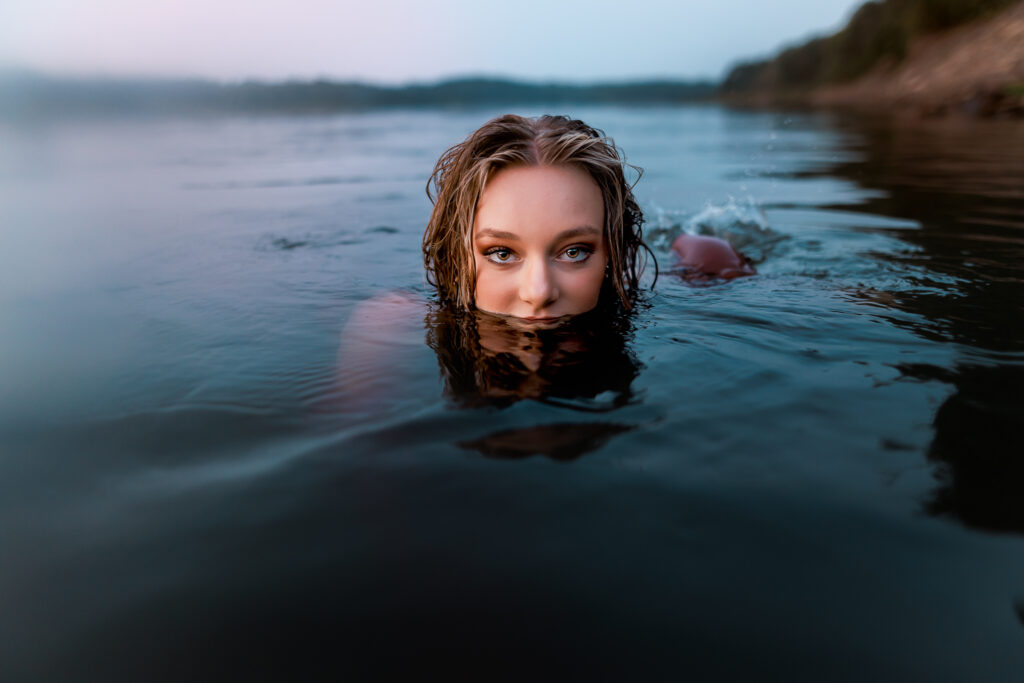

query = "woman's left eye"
[{"left": 561, "top": 246, "right": 592, "bottom": 262}]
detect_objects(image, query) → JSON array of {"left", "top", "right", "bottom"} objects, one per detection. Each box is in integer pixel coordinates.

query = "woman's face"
[{"left": 472, "top": 164, "right": 608, "bottom": 321}]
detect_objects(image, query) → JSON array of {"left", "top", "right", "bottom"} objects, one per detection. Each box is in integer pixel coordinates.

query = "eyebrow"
[{"left": 475, "top": 225, "right": 601, "bottom": 241}]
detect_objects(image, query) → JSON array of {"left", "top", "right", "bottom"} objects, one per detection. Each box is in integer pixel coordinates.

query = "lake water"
[{"left": 2, "top": 106, "right": 1023, "bottom": 681}]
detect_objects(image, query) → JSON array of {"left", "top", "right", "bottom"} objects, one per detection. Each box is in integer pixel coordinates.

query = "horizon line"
[{"left": 0, "top": 66, "right": 724, "bottom": 88}]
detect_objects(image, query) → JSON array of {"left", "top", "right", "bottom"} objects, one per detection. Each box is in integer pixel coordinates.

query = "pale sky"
[{"left": 0, "top": 0, "right": 864, "bottom": 83}]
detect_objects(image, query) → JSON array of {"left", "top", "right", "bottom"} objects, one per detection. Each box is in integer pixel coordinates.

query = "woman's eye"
[
  {"left": 562, "top": 246, "right": 592, "bottom": 262},
  {"left": 486, "top": 248, "right": 514, "bottom": 263}
]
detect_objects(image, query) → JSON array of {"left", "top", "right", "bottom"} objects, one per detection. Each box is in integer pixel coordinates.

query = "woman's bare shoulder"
[
  {"left": 332, "top": 291, "right": 433, "bottom": 413},
  {"left": 341, "top": 290, "right": 428, "bottom": 344}
]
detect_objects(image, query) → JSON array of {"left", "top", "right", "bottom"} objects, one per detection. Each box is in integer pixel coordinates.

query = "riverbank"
[{"left": 814, "top": 0, "right": 1024, "bottom": 117}]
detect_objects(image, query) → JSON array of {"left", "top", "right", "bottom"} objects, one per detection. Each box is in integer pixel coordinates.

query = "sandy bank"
[{"left": 814, "top": 0, "right": 1024, "bottom": 117}]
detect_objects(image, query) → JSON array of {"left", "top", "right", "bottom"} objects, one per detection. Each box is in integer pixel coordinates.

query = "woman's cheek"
[
  {"left": 564, "top": 263, "right": 604, "bottom": 309},
  {"left": 588, "top": 266, "right": 607, "bottom": 305},
  {"left": 474, "top": 264, "right": 508, "bottom": 308}
]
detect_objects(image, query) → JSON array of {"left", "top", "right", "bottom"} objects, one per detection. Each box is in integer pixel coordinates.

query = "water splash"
[{"left": 647, "top": 197, "right": 787, "bottom": 263}]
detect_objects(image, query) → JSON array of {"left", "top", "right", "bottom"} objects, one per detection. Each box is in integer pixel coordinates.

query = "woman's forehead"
[{"left": 474, "top": 165, "right": 604, "bottom": 236}]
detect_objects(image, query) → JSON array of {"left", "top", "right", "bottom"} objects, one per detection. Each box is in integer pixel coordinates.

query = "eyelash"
[{"left": 483, "top": 245, "right": 594, "bottom": 265}]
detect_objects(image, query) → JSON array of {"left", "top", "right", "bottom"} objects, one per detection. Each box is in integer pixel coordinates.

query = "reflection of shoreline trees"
[
  {"left": 811, "top": 116, "right": 1024, "bottom": 532},
  {"left": 426, "top": 306, "right": 643, "bottom": 461},
  {"left": 900, "top": 364, "right": 1024, "bottom": 531}
]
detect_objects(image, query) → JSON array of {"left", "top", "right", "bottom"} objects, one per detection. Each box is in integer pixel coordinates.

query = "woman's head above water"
[{"left": 423, "top": 114, "right": 653, "bottom": 319}]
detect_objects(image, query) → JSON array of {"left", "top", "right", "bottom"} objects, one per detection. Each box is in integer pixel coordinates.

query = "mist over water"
[{"left": 1, "top": 106, "right": 1023, "bottom": 681}]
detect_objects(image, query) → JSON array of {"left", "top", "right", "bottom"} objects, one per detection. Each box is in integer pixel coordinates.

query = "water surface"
[{"left": 1, "top": 107, "right": 1023, "bottom": 681}]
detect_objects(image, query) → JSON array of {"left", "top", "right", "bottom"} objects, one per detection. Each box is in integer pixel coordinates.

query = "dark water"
[{"left": 1, "top": 107, "right": 1023, "bottom": 681}]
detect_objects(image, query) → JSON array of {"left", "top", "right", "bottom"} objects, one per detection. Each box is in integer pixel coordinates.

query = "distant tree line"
[
  {"left": 721, "top": 0, "right": 1017, "bottom": 93},
  {"left": 0, "top": 73, "right": 716, "bottom": 119}
]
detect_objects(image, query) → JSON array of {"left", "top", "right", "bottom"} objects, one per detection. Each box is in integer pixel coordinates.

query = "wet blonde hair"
[{"left": 423, "top": 114, "right": 654, "bottom": 310}]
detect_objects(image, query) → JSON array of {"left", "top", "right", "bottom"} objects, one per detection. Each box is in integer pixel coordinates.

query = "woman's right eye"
[{"left": 485, "top": 248, "right": 515, "bottom": 263}]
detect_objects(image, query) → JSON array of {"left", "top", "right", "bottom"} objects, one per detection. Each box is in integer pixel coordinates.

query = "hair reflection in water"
[{"left": 424, "top": 304, "right": 642, "bottom": 461}]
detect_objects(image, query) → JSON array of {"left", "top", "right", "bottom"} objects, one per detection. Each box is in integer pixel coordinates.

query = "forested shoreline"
[
  {"left": 0, "top": 73, "right": 715, "bottom": 119},
  {"left": 721, "top": 0, "right": 1024, "bottom": 116}
]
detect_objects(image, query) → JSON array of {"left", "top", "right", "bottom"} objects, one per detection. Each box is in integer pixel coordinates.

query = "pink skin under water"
[{"left": 670, "top": 233, "right": 756, "bottom": 280}]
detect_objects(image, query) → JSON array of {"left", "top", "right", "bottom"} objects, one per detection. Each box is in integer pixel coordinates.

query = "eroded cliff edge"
[{"left": 723, "top": 0, "right": 1024, "bottom": 117}]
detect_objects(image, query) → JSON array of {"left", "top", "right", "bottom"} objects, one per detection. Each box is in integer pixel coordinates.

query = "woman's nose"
[{"left": 519, "top": 258, "right": 558, "bottom": 309}]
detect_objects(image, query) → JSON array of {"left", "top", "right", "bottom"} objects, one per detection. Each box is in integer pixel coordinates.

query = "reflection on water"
[
  {"left": 427, "top": 306, "right": 642, "bottom": 409},
  {"left": 459, "top": 422, "right": 634, "bottom": 461},
  {"left": 922, "top": 365, "right": 1024, "bottom": 532},
  {"left": 426, "top": 306, "right": 642, "bottom": 459},
  {"left": 816, "top": 115, "right": 1024, "bottom": 532}
]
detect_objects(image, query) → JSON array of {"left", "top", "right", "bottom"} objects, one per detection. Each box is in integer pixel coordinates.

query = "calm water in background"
[{"left": 1, "top": 106, "right": 1023, "bottom": 681}]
